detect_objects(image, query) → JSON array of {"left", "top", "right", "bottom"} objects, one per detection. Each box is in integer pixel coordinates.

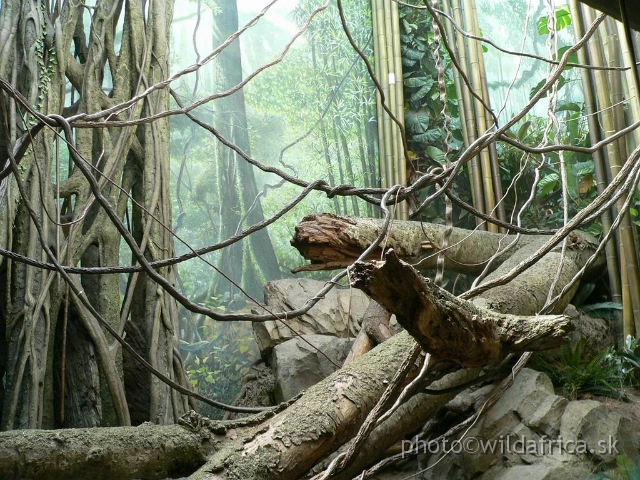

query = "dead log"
[
  {"left": 0, "top": 423, "right": 212, "bottom": 480},
  {"left": 343, "top": 299, "right": 398, "bottom": 365},
  {"left": 350, "top": 250, "right": 572, "bottom": 367},
  {"left": 293, "top": 214, "right": 605, "bottom": 315},
  {"left": 291, "top": 213, "right": 534, "bottom": 274}
]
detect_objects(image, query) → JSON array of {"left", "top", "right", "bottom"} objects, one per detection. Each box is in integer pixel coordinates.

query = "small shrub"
[
  {"left": 533, "top": 341, "right": 625, "bottom": 400},
  {"left": 590, "top": 455, "right": 640, "bottom": 480}
]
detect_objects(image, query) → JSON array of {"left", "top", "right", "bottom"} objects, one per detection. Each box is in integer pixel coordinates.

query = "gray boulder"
[
  {"left": 252, "top": 278, "right": 369, "bottom": 356},
  {"left": 420, "top": 368, "right": 640, "bottom": 480},
  {"left": 270, "top": 334, "right": 352, "bottom": 402}
]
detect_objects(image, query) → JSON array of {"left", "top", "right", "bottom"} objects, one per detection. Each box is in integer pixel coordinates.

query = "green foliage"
[
  {"left": 498, "top": 102, "right": 598, "bottom": 233},
  {"left": 614, "top": 335, "right": 640, "bottom": 386},
  {"left": 580, "top": 302, "right": 623, "bottom": 319},
  {"left": 590, "top": 455, "right": 640, "bottom": 480},
  {"left": 533, "top": 342, "right": 625, "bottom": 400},
  {"left": 534, "top": 333, "right": 640, "bottom": 402},
  {"left": 537, "top": 5, "right": 572, "bottom": 35},
  {"left": 182, "top": 317, "right": 259, "bottom": 419},
  {"left": 493, "top": 6, "right": 604, "bottom": 233},
  {"left": 529, "top": 75, "right": 567, "bottom": 99},
  {"left": 400, "top": 7, "right": 463, "bottom": 158},
  {"left": 399, "top": 3, "right": 472, "bottom": 229}
]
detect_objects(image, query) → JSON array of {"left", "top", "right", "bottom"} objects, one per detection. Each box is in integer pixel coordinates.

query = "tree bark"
[
  {"left": 350, "top": 250, "right": 572, "bottom": 367},
  {"left": 0, "top": 0, "right": 190, "bottom": 430},
  {"left": 0, "top": 423, "right": 213, "bottom": 480}
]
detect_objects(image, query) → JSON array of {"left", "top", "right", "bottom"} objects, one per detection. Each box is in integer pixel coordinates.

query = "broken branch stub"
[{"left": 350, "top": 250, "right": 572, "bottom": 368}]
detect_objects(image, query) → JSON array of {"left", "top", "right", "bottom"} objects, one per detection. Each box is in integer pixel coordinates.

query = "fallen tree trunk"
[
  {"left": 292, "top": 214, "right": 605, "bottom": 314},
  {"left": 0, "top": 216, "right": 606, "bottom": 480},
  {"left": 0, "top": 423, "right": 213, "bottom": 480},
  {"left": 291, "top": 213, "right": 530, "bottom": 274},
  {"left": 0, "top": 332, "right": 422, "bottom": 480}
]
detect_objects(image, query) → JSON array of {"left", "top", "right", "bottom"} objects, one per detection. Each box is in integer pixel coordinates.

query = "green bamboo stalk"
[
  {"left": 372, "top": 0, "right": 391, "bottom": 190},
  {"left": 609, "top": 20, "right": 640, "bottom": 339},
  {"left": 390, "top": 0, "right": 408, "bottom": 219},
  {"left": 452, "top": 0, "right": 486, "bottom": 228},
  {"left": 472, "top": 4, "right": 505, "bottom": 231},
  {"left": 441, "top": 0, "right": 471, "bottom": 148},
  {"left": 584, "top": 6, "right": 640, "bottom": 339},
  {"left": 570, "top": 0, "right": 623, "bottom": 343},
  {"left": 604, "top": 16, "right": 640, "bottom": 339},
  {"left": 604, "top": 19, "right": 628, "bottom": 163},
  {"left": 616, "top": 20, "right": 640, "bottom": 153},
  {"left": 463, "top": 0, "right": 497, "bottom": 232},
  {"left": 442, "top": 0, "right": 479, "bottom": 215},
  {"left": 384, "top": 0, "right": 399, "bottom": 190}
]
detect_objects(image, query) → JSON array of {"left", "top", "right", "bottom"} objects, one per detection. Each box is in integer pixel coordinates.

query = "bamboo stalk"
[
  {"left": 441, "top": 0, "right": 471, "bottom": 148},
  {"left": 384, "top": 0, "right": 399, "bottom": 192},
  {"left": 473, "top": 6, "right": 505, "bottom": 231},
  {"left": 371, "top": 0, "right": 381, "bottom": 144},
  {"left": 604, "top": 19, "right": 628, "bottom": 163},
  {"left": 616, "top": 20, "right": 640, "bottom": 151},
  {"left": 390, "top": 0, "right": 408, "bottom": 219},
  {"left": 463, "top": 0, "right": 497, "bottom": 232},
  {"left": 570, "top": 0, "right": 623, "bottom": 343},
  {"left": 372, "top": 0, "right": 391, "bottom": 190},
  {"left": 452, "top": 0, "right": 486, "bottom": 228},
  {"left": 583, "top": 6, "right": 640, "bottom": 339},
  {"left": 443, "top": 0, "right": 479, "bottom": 217},
  {"left": 604, "top": 16, "right": 640, "bottom": 339}
]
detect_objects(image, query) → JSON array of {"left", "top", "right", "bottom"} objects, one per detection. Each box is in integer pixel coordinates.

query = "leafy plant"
[
  {"left": 580, "top": 302, "right": 623, "bottom": 319},
  {"left": 534, "top": 341, "right": 625, "bottom": 400},
  {"left": 399, "top": 3, "right": 473, "bottom": 230},
  {"left": 590, "top": 455, "right": 640, "bottom": 480},
  {"left": 537, "top": 5, "right": 572, "bottom": 35},
  {"left": 614, "top": 335, "right": 640, "bottom": 386},
  {"left": 400, "top": 5, "right": 464, "bottom": 160},
  {"left": 182, "top": 318, "right": 259, "bottom": 419}
]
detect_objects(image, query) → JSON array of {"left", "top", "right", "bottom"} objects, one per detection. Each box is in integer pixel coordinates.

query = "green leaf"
[
  {"left": 556, "top": 101, "right": 581, "bottom": 112},
  {"left": 403, "top": 48, "right": 425, "bottom": 61},
  {"left": 555, "top": 45, "right": 578, "bottom": 67},
  {"left": 404, "top": 76, "right": 432, "bottom": 89},
  {"left": 529, "top": 75, "right": 567, "bottom": 100},
  {"left": 537, "top": 172, "right": 560, "bottom": 197},
  {"left": 582, "top": 302, "right": 623, "bottom": 311},
  {"left": 405, "top": 110, "right": 430, "bottom": 133},
  {"left": 517, "top": 120, "right": 531, "bottom": 140},
  {"left": 410, "top": 84, "right": 434, "bottom": 103},
  {"left": 573, "top": 283, "right": 595, "bottom": 307},
  {"left": 571, "top": 160, "right": 594, "bottom": 176},
  {"left": 425, "top": 145, "right": 446, "bottom": 164},
  {"left": 538, "top": 5, "right": 572, "bottom": 35},
  {"left": 413, "top": 129, "right": 441, "bottom": 144}
]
